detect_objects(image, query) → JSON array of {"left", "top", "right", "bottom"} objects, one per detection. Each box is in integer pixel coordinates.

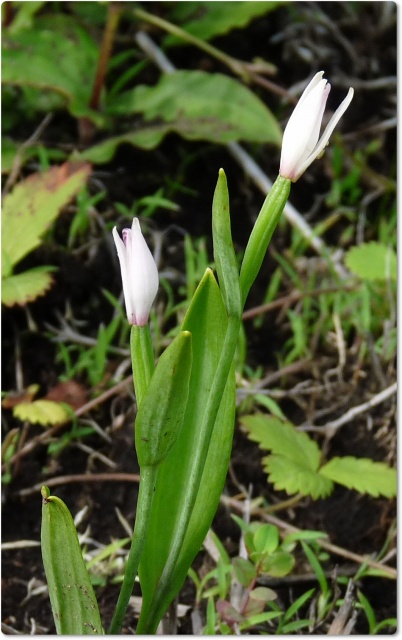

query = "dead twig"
[
  {"left": 317, "top": 381, "right": 397, "bottom": 439},
  {"left": 17, "top": 472, "right": 140, "bottom": 498}
]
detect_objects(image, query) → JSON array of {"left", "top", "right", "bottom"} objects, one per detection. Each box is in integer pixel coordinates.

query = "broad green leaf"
[
  {"left": 240, "top": 414, "right": 321, "bottom": 471},
  {"left": 263, "top": 454, "right": 334, "bottom": 499},
  {"left": 2, "top": 161, "right": 91, "bottom": 273},
  {"left": 253, "top": 524, "right": 279, "bottom": 555},
  {"left": 138, "top": 269, "right": 236, "bottom": 633},
  {"left": 80, "top": 126, "right": 172, "bottom": 163},
  {"left": 108, "top": 70, "right": 282, "bottom": 145},
  {"left": 2, "top": 16, "right": 102, "bottom": 122},
  {"left": 135, "top": 331, "right": 192, "bottom": 467},
  {"left": 232, "top": 557, "right": 257, "bottom": 587},
  {"left": 319, "top": 456, "right": 396, "bottom": 498},
  {"left": 13, "top": 400, "right": 69, "bottom": 426},
  {"left": 2, "top": 266, "right": 55, "bottom": 306},
  {"left": 167, "top": 1, "right": 280, "bottom": 43},
  {"left": 41, "top": 486, "right": 103, "bottom": 634},
  {"left": 260, "top": 550, "right": 295, "bottom": 577},
  {"left": 345, "top": 242, "right": 397, "bottom": 281},
  {"left": 248, "top": 586, "right": 277, "bottom": 603}
]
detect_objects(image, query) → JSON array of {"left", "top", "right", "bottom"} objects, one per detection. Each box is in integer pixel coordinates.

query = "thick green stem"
[
  {"left": 240, "top": 175, "right": 291, "bottom": 306},
  {"left": 109, "top": 465, "right": 158, "bottom": 634},
  {"left": 108, "top": 324, "right": 156, "bottom": 633},
  {"left": 130, "top": 324, "right": 155, "bottom": 405}
]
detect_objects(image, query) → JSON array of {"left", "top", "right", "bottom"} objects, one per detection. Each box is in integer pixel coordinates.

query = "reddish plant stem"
[{"left": 79, "top": 2, "right": 122, "bottom": 145}]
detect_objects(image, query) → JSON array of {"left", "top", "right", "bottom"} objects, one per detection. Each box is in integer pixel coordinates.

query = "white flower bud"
[
  {"left": 279, "top": 71, "right": 354, "bottom": 182},
  {"left": 113, "top": 218, "right": 159, "bottom": 326}
]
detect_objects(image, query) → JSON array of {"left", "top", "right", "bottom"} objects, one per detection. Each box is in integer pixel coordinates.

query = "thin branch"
[
  {"left": 318, "top": 381, "right": 397, "bottom": 438},
  {"left": 18, "top": 472, "right": 140, "bottom": 498}
]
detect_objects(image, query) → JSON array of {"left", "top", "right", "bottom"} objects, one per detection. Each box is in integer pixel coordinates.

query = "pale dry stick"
[
  {"left": 327, "top": 579, "right": 357, "bottom": 635},
  {"left": 304, "top": 381, "right": 397, "bottom": 439},
  {"left": 17, "top": 472, "right": 140, "bottom": 498},
  {"left": 2, "top": 113, "right": 53, "bottom": 197},
  {"left": 133, "top": 31, "right": 345, "bottom": 273},
  {"left": 222, "top": 496, "right": 396, "bottom": 579},
  {"left": 242, "top": 284, "right": 358, "bottom": 321}
]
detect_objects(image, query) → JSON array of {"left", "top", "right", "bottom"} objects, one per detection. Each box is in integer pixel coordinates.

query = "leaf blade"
[{"left": 319, "top": 456, "right": 396, "bottom": 498}]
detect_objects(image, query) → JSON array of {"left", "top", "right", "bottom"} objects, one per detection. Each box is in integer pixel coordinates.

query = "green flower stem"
[
  {"left": 240, "top": 175, "right": 291, "bottom": 306},
  {"left": 136, "top": 313, "right": 241, "bottom": 634},
  {"left": 130, "top": 324, "right": 155, "bottom": 405},
  {"left": 109, "top": 465, "right": 157, "bottom": 634},
  {"left": 109, "top": 324, "right": 156, "bottom": 634}
]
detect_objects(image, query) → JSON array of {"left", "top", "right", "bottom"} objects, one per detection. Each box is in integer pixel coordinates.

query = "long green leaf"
[
  {"left": 166, "top": 1, "right": 281, "bottom": 43},
  {"left": 41, "top": 486, "right": 103, "bottom": 634},
  {"left": 135, "top": 330, "right": 193, "bottom": 468},
  {"left": 137, "top": 269, "right": 236, "bottom": 632},
  {"left": 108, "top": 70, "right": 282, "bottom": 145}
]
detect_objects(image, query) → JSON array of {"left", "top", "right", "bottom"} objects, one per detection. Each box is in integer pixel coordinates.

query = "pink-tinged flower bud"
[
  {"left": 113, "top": 218, "right": 159, "bottom": 326},
  {"left": 279, "top": 71, "right": 354, "bottom": 182}
]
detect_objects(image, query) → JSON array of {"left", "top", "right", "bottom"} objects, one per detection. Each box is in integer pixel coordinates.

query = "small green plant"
[{"left": 240, "top": 413, "right": 396, "bottom": 500}]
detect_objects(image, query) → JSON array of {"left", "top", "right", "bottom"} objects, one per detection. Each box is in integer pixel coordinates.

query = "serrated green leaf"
[
  {"left": 240, "top": 414, "right": 321, "bottom": 471},
  {"left": 13, "top": 400, "right": 69, "bottom": 426},
  {"left": 108, "top": 70, "right": 282, "bottom": 146},
  {"left": 2, "top": 16, "right": 102, "bottom": 122},
  {"left": 2, "top": 162, "right": 91, "bottom": 272},
  {"left": 167, "top": 1, "right": 280, "bottom": 43},
  {"left": 319, "top": 456, "right": 396, "bottom": 498},
  {"left": 2, "top": 267, "right": 55, "bottom": 306},
  {"left": 345, "top": 242, "right": 397, "bottom": 281},
  {"left": 263, "top": 454, "right": 334, "bottom": 499}
]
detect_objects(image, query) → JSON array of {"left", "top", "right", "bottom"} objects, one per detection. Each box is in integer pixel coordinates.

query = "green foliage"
[
  {"left": 166, "top": 1, "right": 280, "bottom": 43},
  {"left": 320, "top": 457, "right": 396, "bottom": 498},
  {"left": 2, "top": 162, "right": 91, "bottom": 306},
  {"left": 189, "top": 520, "right": 307, "bottom": 633},
  {"left": 345, "top": 242, "right": 397, "bottom": 281},
  {"left": 41, "top": 486, "right": 103, "bottom": 634},
  {"left": 13, "top": 399, "right": 70, "bottom": 426},
  {"left": 241, "top": 413, "right": 396, "bottom": 500},
  {"left": 83, "top": 70, "right": 281, "bottom": 163},
  {"left": 240, "top": 415, "right": 333, "bottom": 499},
  {"left": 135, "top": 331, "right": 192, "bottom": 468},
  {"left": 2, "top": 15, "right": 103, "bottom": 123}
]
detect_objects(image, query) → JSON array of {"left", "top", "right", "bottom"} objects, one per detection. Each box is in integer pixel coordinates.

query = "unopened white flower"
[
  {"left": 279, "top": 71, "right": 354, "bottom": 182},
  {"left": 113, "top": 218, "right": 159, "bottom": 326}
]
